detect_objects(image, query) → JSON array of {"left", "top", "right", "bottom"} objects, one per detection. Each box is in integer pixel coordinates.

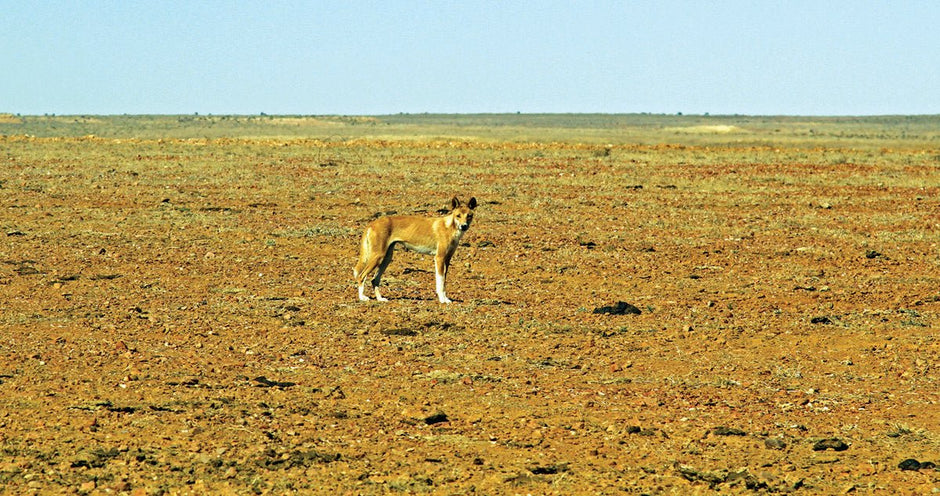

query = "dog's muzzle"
[{"left": 459, "top": 224, "right": 469, "bottom": 231}]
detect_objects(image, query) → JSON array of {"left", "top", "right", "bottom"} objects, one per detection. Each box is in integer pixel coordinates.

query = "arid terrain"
[{"left": 1, "top": 114, "right": 939, "bottom": 494}]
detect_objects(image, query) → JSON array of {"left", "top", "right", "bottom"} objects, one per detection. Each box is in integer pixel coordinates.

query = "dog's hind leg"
[
  {"left": 356, "top": 252, "right": 385, "bottom": 301},
  {"left": 371, "top": 245, "right": 394, "bottom": 301},
  {"left": 355, "top": 232, "right": 372, "bottom": 301}
]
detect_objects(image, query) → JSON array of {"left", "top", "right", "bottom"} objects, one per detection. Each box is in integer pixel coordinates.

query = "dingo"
[{"left": 354, "top": 196, "right": 477, "bottom": 303}]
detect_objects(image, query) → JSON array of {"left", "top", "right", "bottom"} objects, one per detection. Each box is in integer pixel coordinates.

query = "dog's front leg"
[
  {"left": 434, "top": 255, "right": 451, "bottom": 303},
  {"left": 358, "top": 283, "right": 369, "bottom": 301}
]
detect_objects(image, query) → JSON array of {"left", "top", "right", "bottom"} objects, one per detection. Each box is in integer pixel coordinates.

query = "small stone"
[
  {"left": 530, "top": 463, "right": 568, "bottom": 475},
  {"left": 813, "top": 438, "right": 849, "bottom": 451},
  {"left": 80, "top": 480, "right": 96, "bottom": 491},
  {"left": 382, "top": 328, "right": 418, "bottom": 336},
  {"left": 713, "top": 426, "right": 747, "bottom": 436},
  {"left": 71, "top": 451, "right": 100, "bottom": 469},
  {"left": 424, "top": 412, "right": 449, "bottom": 425},
  {"left": 898, "top": 458, "right": 921, "bottom": 471},
  {"left": 592, "top": 301, "right": 641, "bottom": 315},
  {"left": 764, "top": 438, "right": 787, "bottom": 450}
]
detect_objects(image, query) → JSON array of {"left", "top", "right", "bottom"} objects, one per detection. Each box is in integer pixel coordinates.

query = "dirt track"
[{"left": 1, "top": 134, "right": 939, "bottom": 494}]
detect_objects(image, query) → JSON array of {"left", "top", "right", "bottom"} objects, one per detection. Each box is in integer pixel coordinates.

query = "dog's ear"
[
  {"left": 451, "top": 197, "right": 461, "bottom": 210},
  {"left": 467, "top": 197, "right": 477, "bottom": 209}
]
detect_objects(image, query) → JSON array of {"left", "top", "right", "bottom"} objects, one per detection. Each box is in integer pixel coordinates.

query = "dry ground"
[{"left": 1, "top": 124, "right": 939, "bottom": 494}]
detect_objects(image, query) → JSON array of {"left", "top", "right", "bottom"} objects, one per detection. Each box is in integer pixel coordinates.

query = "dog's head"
[{"left": 450, "top": 196, "right": 477, "bottom": 232}]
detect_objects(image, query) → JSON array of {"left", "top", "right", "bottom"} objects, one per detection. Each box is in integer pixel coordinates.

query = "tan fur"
[{"left": 354, "top": 197, "right": 477, "bottom": 303}]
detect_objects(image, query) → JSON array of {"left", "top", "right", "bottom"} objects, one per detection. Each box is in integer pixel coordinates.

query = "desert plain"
[{"left": 1, "top": 114, "right": 939, "bottom": 494}]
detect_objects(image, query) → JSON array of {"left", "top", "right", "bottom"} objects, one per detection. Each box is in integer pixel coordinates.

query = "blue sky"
[{"left": 2, "top": 1, "right": 938, "bottom": 116}]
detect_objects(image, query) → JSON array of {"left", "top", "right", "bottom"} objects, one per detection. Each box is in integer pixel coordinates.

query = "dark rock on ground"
[
  {"left": 382, "top": 328, "right": 418, "bottom": 336},
  {"left": 424, "top": 412, "right": 449, "bottom": 425},
  {"left": 592, "top": 301, "right": 642, "bottom": 315},
  {"left": 813, "top": 438, "right": 849, "bottom": 451},
  {"left": 712, "top": 426, "right": 747, "bottom": 436}
]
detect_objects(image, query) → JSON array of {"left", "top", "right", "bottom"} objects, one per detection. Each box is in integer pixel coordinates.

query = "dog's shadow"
[
  {"left": 382, "top": 267, "right": 463, "bottom": 303},
  {"left": 401, "top": 267, "right": 432, "bottom": 275},
  {"left": 388, "top": 296, "right": 464, "bottom": 304}
]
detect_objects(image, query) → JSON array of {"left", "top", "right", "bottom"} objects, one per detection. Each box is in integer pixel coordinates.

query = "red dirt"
[{"left": 1, "top": 136, "right": 938, "bottom": 494}]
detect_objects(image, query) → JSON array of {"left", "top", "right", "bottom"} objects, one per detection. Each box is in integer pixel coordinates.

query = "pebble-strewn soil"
[{"left": 1, "top": 134, "right": 939, "bottom": 494}]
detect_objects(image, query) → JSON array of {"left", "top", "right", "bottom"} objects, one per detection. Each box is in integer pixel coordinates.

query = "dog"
[{"left": 354, "top": 196, "right": 477, "bottom": 303}]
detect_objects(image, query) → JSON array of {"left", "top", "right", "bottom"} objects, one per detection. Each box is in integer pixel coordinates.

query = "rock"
[
  {"left": 256, "top": 449, "right": 341, "bottom": 470},
  {"left": 810, "top": 316, "right": 833, "bottom": 324},
  {"left": 382, "top": 328, "right": 418, "bottom": 336},
  {"left": 676, "top": 464, "right": 729, "bottom": 485},
  {"left": 90, "top": 273, "right": 122, "bottom": 280},
  {"left": 865, "top": 249, "right": 883, "bottom": 259},
  {"left": 712, "top": 426, "right": 747, "bottom": 436},
  {"left": 529, "top": 463, "right": 568, "bottom": 475},
  {"left": 813, "top": 438, "right": 849, "bottom": 451},
  {"left": 71, "top": 451, "right": 98, "bottom": 469},
  {"left": 592, "top": 301, "right": 641, "bottom": 315},
  {"left": 764, "top": 438, "right": 787, "bottom": 450},
  {"left": 898, "top": 458, "right": 921, "bottom": 471},
  {"left": 424, "top": 412, "right": 449, "bottom": 425},
  {"left": 70, "top": 448, "right": 119, "bottom": 469},
  {"left": 253, "top": 376, "right": 296, "bottom": 388},
  {"left": 14, "top": 263, "right": 41, "bottom": 276}
]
